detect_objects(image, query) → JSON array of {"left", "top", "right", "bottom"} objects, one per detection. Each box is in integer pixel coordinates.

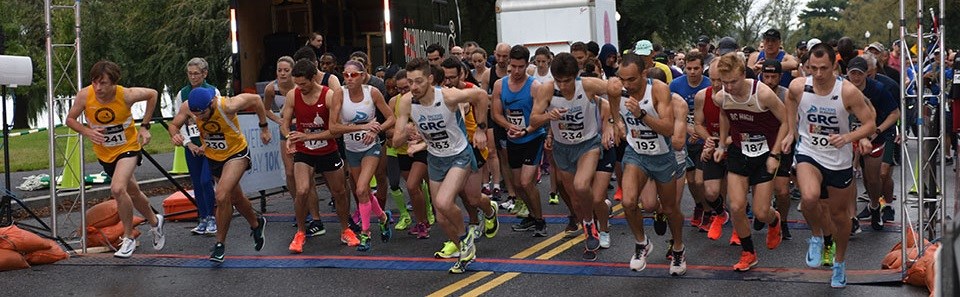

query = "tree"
[
  {"left": 617, "top": 0, "right": 740, "bottom": 50},
  {"left": 798, "top": 0, "right": 849, "bottom": 43},
  {"left": 730, "top": 0, "right": 769, "bottom": 49}
]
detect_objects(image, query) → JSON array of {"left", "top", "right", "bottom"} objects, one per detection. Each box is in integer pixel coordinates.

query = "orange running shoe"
[
  {"left": 341, "top": 229, "right": 360, "bottom": 247},
  {"left": 707, "top": 211, "right": 729, "bottom": 240},
  {"left": 614, "top": 187, "right": 623, "bottom": 201},
  {"left": 766, "top": 211, "right": 783, "bottom": 249},
  {"left": 730, "top": 229, "right": 741, "bottom": 246},
  {"left": 733, "top": 251, "right": 758, "bottom": 271},
  {"left": 289, "top": 231, "right": 306, "bottom": 254}
]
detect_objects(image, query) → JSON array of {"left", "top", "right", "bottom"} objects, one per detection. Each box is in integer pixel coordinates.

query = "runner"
[
  {"left": 481, "top": 43, "right": 517, "bottom": 211},
  {"left": 783, "top": 43, "right": 877, "bottom": 288},
  {"left": 387, "top": 70, "right": 434, "bottom": 240},
  {"left": 168, "top": 87, "right": 271, "bottom": 263},
  {"left": 491, "top": 45, "right": 548, "bottom": 237},
  {"left": 608, "top": 52, "right": 686, "bottom": 276},
  {"left": 393, "top": 57, "right": 491, "bottom": 274},
  {"left": 669, "top": 51, "right": 711, "bottom": 228},
  {"left": 712, "top": 53, "right": 789, "bottom": 271},
  {"left": 281, "top": 59, "right": 353, "bottom": 253},
  {"left": 759, "top": 60, "right": 795, "bottom": 240},
  {"left": 174, "top": 57, "right": 218, "bottom": 236},
  {"left": 329, "top": 60, "right": 396, "bottom": 251},
  {"left": 65, "top": 60, "right": 166, "bottom": 258},
  {"left": 529, "top": 53, "right": 612, "bottom": 260},
  {"left": 747, "top": 29, "right": 800, "bottom": 88}
]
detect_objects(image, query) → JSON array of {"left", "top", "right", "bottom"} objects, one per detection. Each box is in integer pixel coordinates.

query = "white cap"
[{"left": 806, "top": 38, "right": 822, "bottom": 49}]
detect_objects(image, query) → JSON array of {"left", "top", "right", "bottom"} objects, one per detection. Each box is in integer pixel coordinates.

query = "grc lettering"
[
  {"left": 418, "top": 120, "right": 446, "bottom": 130},
  {"left": 806, "top": 114, "right": 839, "bottom": 125},
  {"left": 560, "top": 112, "right": 584, "bottom": 122}
]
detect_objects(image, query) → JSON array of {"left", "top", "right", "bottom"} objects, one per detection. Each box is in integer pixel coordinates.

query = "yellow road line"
[
  {"left": 462, "top": 236, "right": 586, "bottom": 296},
  {"left": 426, "top": 271, "right": 494, "bottom": 297}
]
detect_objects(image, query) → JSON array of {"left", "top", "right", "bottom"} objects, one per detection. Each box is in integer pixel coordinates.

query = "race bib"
[
  {"left": 344, "top": 130, "right": 367, "bottom": 146},
  {"left": 186, "top": 124, "right": 201, "bottom": 138},
  {"left": 740, "top": 133, "right": 769, "bottom": 157},
  {"left": 102, "top": 124, "right": 127, "bottom": 147},
  {"left": 808, "top": 124, "right": 839, "bottom": 151},
  {"left": 205, "top": 133, "right": 228, "bottom": 150},
  {"left": 507, "top": 109, "right": 526, "bottom": 127},
  {"left": 303, "top": 128, "right": 328, "bottom": 150},
  {"left": 686, "top": 113, "right": 695, "bottom": 125},
  {"left": 632, "top": 130, "right": 667, "bottom": 155},
  {"left": 558, "top": 122, "right": 585, "bottom": 142}
]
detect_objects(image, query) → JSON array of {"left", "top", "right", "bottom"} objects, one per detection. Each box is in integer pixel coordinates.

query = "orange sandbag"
[
  {"left": 85, "top": 199, "right": 121, "bottom": 228},
  {"left": 85, "top": 216, "right": 146, "bottom": 248},
  {"left": 905, "top": 243, "right": 940, "bottom": 286},
  {"left": 0, "top": 225, "right": 51, "bottom": 254},
  {"left": 923, "top": 247, "right": 937, "bottom": 296},
  {"left": 162, "top": 190, "right": 198, "bottom": 221},
  {"left": 25, "top": 239, "right": 69, "bottom": 265},
  {"left": 0, "top": 249, "right": 30, "bottom": 271}
]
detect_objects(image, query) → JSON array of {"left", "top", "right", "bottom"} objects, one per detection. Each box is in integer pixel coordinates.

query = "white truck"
[{"left": 495, "top": 0, "right": 618, "bottom": 54}]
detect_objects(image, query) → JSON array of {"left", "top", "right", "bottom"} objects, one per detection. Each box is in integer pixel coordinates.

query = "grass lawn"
[{"left": 1, "top": 125, "right": 175, "bottom": 172}]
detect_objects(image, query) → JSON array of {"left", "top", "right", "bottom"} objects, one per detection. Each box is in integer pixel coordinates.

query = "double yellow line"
[{"left": 429, "top": 204, "right": 624, "bottom": 297}]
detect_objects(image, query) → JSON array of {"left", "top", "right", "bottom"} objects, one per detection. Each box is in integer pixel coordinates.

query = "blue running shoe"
[
  {"left": 806, "top": 236, "right": 824, "bottom": 268},
  {"left": 831, "top": 261, "right": 847, "bottom": 288},
  {"left": 380, "top": 210, "right": 393, "bottom": 242}
]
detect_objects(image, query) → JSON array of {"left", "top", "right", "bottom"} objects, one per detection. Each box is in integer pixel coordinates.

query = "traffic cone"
[
  {"left": 59, "top": 135, "right": 83, "bottom": 189},
  {"left": 170, "top": 146, "right": 189, "bottom": 174}
]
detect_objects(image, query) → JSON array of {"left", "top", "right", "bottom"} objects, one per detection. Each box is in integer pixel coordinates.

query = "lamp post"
[
  {"left": 887, "top": 20, "right": 894, "bottom": 45},
  {"left": 865, "top": 31, "right": 871, "bottom": 45}
]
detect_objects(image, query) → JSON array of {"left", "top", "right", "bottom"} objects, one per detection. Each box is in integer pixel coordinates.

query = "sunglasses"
[{"left": 343, "top": 72, "right": 364, "bottom": 79}]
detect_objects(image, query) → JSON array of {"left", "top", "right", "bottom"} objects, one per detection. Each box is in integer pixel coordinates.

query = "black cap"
[
  {"left": 717, "top": 37, "right": 738, "bottom": 55},
  {"left": 762, "top": 29, "right": 781, "bottom": 40},
  {"left": 654, "top": 53, "right": 668, "bottom": 64},
  {"left": 847, "top": 56, "right": 868, "bottom": 73},
  {"left": 697, "top": 35, "right": 710, "bottom": 45},
  {"left": 796, "top": 41, "right": 807, "bottom": 50},
  {"left": 762, "top": 59, "right": 782, "bottom": 73}
]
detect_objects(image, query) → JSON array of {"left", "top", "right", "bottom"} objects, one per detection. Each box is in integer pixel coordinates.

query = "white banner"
[{"left": 236, "top": 113, "right": 286, "bottom": 194}]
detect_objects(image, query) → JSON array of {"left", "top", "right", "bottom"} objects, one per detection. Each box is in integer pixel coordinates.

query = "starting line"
[{"left": 56, "top": 253, "right": 903, "bottom": 285}]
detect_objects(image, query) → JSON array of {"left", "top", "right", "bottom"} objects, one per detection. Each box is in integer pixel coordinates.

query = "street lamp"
[
  {"left": 865, "top": 31, "right": 871, "bottom": 45},
  {"left": 887, "top": 20, "right": 894, "bottom": 45}
]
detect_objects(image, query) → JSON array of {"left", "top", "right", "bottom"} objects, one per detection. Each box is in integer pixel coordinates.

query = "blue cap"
[{"left": 188, "top": 88, "right": 216, "bottom": 112}]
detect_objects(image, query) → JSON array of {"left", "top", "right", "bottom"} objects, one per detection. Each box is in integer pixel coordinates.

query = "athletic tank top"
[
  {"left": 459, "top": 82, "right": 488, "bottom": 159},
  {"left": 294, "top": 87, "right": 337, "bottom": 155},
  {"left": 84, "top": 85, "right": 140, "bottom": 162},
  {"left": 411, "top": 87, "right": 469, "bottom": 157},
  {"left": 390, "top": 94, "right": 408, "bottom": 154},
  {"left": 796, "top": 76, "right": 852, "bottom": 170},
  {"left": 549, "top": 79, "right": 600, "bottom": 145},
  {"left": 720, "top": 80, "right": 780, "bottom": 157},
  {"left": 340, "top": 85, "right": 377, "bottom": 152},
  {"left": 703, "top": 86, "right": 721, "bottom": 137},
  {"left": 501, "top": 76, "right": 546, "bottom": 143},
  {"left": 271, "top": 80, "right": 287, "bottom": 111},
  {"left": 532, "top": 69, "right": 553, "bottom": 84},
  {"left": 487, "top": 67, "right": 503, "bottom": 95},
  {"left": 621, "top": 79, "right": 670, "bottom": 155},
  {"left": 757, "top": 51, "right": 794, "bottom": 88},
  {"left": 198, "top": 96, "right": 248, "bottom": 161}
]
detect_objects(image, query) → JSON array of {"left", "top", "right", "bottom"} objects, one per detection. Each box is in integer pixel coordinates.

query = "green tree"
[
  {"left": 798, "top": 0, "right": 848, "bottom": 43},
  {"left": 617, "top": 0, "right": 740, "bottom": 50}
]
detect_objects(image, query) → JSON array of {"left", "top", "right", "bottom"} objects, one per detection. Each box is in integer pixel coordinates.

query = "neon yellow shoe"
[
  {"left": 434, "top": 240, "right": 460, "bottom": 259},
  {"left": 822, "top": 242, "right": 836, "bottom": 267},
  {"left": 394, "top": 213, "right": 412, "bottom": 231}
]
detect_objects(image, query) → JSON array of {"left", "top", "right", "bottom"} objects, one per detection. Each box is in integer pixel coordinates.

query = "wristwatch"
[
  {"left": 258, "top": 122, "right": 269, "bottom": 128},
  {"left": 140, "top": 122, "right": 151, "bottom": 129}
]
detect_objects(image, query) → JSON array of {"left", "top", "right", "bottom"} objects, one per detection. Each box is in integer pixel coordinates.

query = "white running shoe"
[
  {"left": 114, "top": 237, "right": 137, "bottom": 258},
  {"left": 152, "top": 214, "right": 166, "bottom": 250},
  {"left": 599, "top": 231, "right": 611, "bottom": 249}
]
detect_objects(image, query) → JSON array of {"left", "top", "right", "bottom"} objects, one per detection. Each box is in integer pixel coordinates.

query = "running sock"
[
  {"left": 370, "top": 195, "right": 386, "bottom": 218},
  {"left": 389, "top": 188, "right": 409, "bottom": 217},
  {"left": 582, "top": 219, "right": 595, "bottom": 226},
  {"left": 769, "top": 216, "right": 779, "bottom": 227},
  {"left": 359, "top": 201, "right": 373, "bottom": 232},
  {"left": 824, "top": 235, "right": 834, "bottom": 247},
  {"left": 708, "top": 195, "right": 725, "bottom": 213},
  {"left": 741, "top": 235, "right": 755, "bottom": 253}
]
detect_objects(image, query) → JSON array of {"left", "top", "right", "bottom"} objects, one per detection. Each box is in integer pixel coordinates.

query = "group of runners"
[{"left": 67, "top": 28, "right": 907, "bottom": 288}]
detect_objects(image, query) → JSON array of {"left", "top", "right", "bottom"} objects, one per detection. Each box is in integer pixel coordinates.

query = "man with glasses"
[{"left": 168, "top": 88, "right": 272, "bottom": 263}]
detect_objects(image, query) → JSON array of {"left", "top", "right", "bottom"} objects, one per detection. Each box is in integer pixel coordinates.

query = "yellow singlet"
[
  {"left": 198, "top": 96, "right": 248, "bottom": 161},
  {"left": 84, "top": 85, "right": 140, "bottom": 163}
]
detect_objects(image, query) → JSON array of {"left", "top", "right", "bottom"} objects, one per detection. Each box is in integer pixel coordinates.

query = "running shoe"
[
  {"left": 767, "top": 211, "right": 782, "bottom": 249},
  {"left": 191, "top": 217, "right": 208, "bottom": 235},
  {"left": 584, "top": 223, "right": 600, "bottom": 251},
  {"left": 822, "top": 241, "right": 836, "bottom": 267},
  {"left": 533, "top": 219, "right": 548, "bottom": 237},
  {"left": 512, "top": 217, "right": 537, "bottom": 232},
  {"left": 500, "top": 198, "right": 516, "bottom": 211},
  {"left": 380, "top": 210, "right": 393, "bottom": 242},
  {"left": 564, "top": 216, "right": 581, "bottom": 237},
  {"left": 548, "top": 192, "right": 560, "bottom": 205},
  {"left": 341, "top": 229, "right": 360, "bottom": 246},
  {"left": 653, "top": 213, "right": 668, "bottom": 236},
  {"left": 251, "top": 216, "right": 266, "bottom": 251},
  {"left": 448, "top": 258, "right": 472, "bottom": 274},
  {"left": 492, "top": 187, "right": 503, "bottom": 201},
  {"left": 114, "top": 237, "right": 136, "bottom": 258},
  {"left": 416, "top": 222, "right": 431, "bottom": 239},
  {"left": 669, "top": 249, "right": 687, "bottom": 276},
  {"left": 204, "top": 216, "right": 217, "bottom": 235},
  {"left": 483, "top": 200, "right": 500, "bottom": 238},
  {"left": 753, "top": 217, "right": 765, "bottom": 231},
  {"left": 435, "top": 241, "right": 460, "bottom": 259},
  {"left": 209, "top": 242, "right": 225, "bottom": 263},
  {"left": 356, "top": 233, "right": 371, "bottom": 251},
  {"left": 730, "top": 229, "right": 741, "bottom": 246},
  {"left": 850, "top": 217, "right": 862, "bottom": 236},
  {"left": 599, "top": 231, "right": 611, "bottom": 249},
  {"left": 806, "top": 236, "right": 824, "bottom": 268},
  {"left": 782, "top": 222, "right": 792, "bottom": 240},
  {"left": 831, "top": 261, "right": 847, "bottom": 288},
  {"left": 469, "top": 224, "right": 482, "bottom": 241},
  {"left": 508, "top": 198, "right": 522, "bottom": 214},
  {"left": 395, "top": 213, "right": 413, "bottom": 231},
  {"left": 289, "top": 231, "right": 306, "bottom": 254},
  {"left": 707, "top": 211, "right": 729, "bottom": 240},
  {"left": 733, "top": 251, "right": 758, "bottom": 272},
  {"left": 459, "top": 231, "right": 476, "bottom": 264},
  {"left": 614, "top": 187, "right": 623, "bottom": 201},
  {"left": 152, "top": 214, "right": 166, "bottom": 250},
  {"left": 855, "top": 205, "right": 872, "bottom": 219},
  {"left": 698, "top": 213, "right": 714, "bottom": 233},
  {"left": 516, "top": 201, "right": 530, "bottom": 218},
  {"left": 870, "top": 206, "right": 883, "bottom": 230},
  {"left": 690, "top": 205, "right": 704, "bottom": 227},
  {"left": 307, "top": 220, "right": 326, "bottom": 237},
  {"left": 583, "top": 248, "right": 598, "bottom": 261},
  {"left": 629, "top": 239, "right": 652, "bottom": 271},
  {"left": 881, "top": 205, "right": 895, "bottom": 222},
  {"left": 481, "top": 184, "right": 492, "bottom": 196}
]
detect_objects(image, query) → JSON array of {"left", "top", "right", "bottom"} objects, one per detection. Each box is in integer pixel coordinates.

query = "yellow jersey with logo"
[
  {"left": 85, "top": 85, "right": 140, "bottom": 162},
  {"left": 198, "top": 96, "right": 248, "bottom": 161}
]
